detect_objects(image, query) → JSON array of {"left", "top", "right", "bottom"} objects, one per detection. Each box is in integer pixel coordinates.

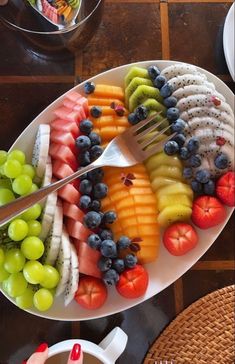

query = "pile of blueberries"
[{"left": 88, "top": 233, "right": 138, "bottom": 285}]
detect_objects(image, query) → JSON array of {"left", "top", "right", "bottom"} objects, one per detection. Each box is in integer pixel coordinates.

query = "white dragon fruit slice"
[
  {"left": 64, "top": 243, "right": 79, "bottom": 306},
  {"left": 161, "top": 63, "right": 200, "bottom": 80},
  {"left": 173, "top": 85, "right": 225, "bottom": 101},
  {"left": 32, "top": 124, "right": 50, "bottom": 180},
  {"left": 55, "top": 227, "right": 71, "bottom": 297},
  {"left": 180, "top": 106, "right": 233, "bottom": 126},
  {"left": 39, "top": 191, "right": 57, "bottom": 241},
  {"left": 168, "top": 74, "right": 208, "bottom": 92}
]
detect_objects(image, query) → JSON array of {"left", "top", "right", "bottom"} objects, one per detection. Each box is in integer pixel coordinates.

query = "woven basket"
[{"left": 144, "top": 285, "right": 235, "bottom": 364}]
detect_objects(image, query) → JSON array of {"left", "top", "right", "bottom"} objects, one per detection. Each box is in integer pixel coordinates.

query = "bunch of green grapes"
[{"left": 0, "top": 149, "right": 60, "bottom": 312}]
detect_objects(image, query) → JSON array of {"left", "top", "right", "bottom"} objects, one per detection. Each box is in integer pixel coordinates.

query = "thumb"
[
  {"left": 26, "top": 343, "right": 49, "bottom": 364},
  {"left": 67, "top": 344, "right": 83, "bottom": 364}
]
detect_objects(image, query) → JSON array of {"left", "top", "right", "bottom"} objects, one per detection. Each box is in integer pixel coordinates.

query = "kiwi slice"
[
  {"left": 143, "top": 99, "right": 167, "bottom": 116},
  {"left": 125, "top": 77, "right": 153, "bottom": 106},
  {"left": 68, "top": 0, "right": 80, "bottom": 8},
  {"left": 129, "top": 85, "right": 164, "bottom": 112},
  {"left": 124, "top": 67, "right": 150, "bottom": 88}
]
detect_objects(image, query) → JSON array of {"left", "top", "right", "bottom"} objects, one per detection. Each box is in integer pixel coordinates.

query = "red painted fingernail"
[
  {"left": 35, "top": 343, "right": 48, "bottom": 353},
  {"left": 70, "top": 343, "right": 81, "bottom": 361}
]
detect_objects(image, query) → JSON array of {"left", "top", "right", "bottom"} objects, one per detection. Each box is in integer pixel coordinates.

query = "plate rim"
[
  {"left": 223, "top": 3, "right": 235, "bottom": 81},
  {"left": 1, "top": 59, "right": 234, "bottom": 321}
]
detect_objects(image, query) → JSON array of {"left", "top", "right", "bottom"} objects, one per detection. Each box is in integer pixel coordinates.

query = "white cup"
[{"left": 46, "top": 327, "right": 128, "bottom": 364}]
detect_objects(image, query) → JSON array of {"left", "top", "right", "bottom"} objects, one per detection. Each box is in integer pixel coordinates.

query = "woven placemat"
[{"left": 144, "top": 285, "right": 235, "bottom": 364}]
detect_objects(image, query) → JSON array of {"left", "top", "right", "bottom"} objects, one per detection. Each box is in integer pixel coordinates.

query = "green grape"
[
  {"left": 27, "top": 220, "right": 41, "bottom": 236},
  {"left": 7, "top": 272, "right": 28, "bottom": 298},
  {"left": 0, "top": 248, "right": 4, "bottom": 265},
  {"left": 16, "top": 286, "right": 34, "bottom": 309},
  {"left": 4, "top": 248, "right": 26, "bottom": 274},
  {"left": 0, "top": 179, "right": 12, "bottom": 190},
  {"left": 0, "top": 265, "right": 10, "bottom": 282},
  {"left": 21, "top": 203, "right": 42, "bottom": 221},
  {"left": 30, "top": 184, "right": 39, "bottom": 193},
  {"left": 2, "top": 279, "right": 9, "bottom": 292},
  {"left": 0, "top": 189, "right": 15, "bottom": 206},
  {"left": 8, "top": 219, "right": 29, "bottom": 241},
  {"left": 23, "top": 260, "right": 45, "bottom": 284},
  {"left": 0, "top": 165, "right": 5, "bottom": 176},
  {"left": 40, "top": 265, "right": 60, "bottom": 289},
  {"left": 0, "top": 150, "right": 7, "bottom": 166},
  {"left": 4, "top": 159, "right": 22, "bottom": 178},
  {"left": 21, "top": 164, "right": 35, "bottom": 179},
  {"left": 33, "top": 288, "right": 53, "bottom": 311},
  {"left": 21, "top": 236, "right": 44, "bottom": 260},
  {"left": 12, "top": 174, "right": 32, "bottom": 195},
  {"left": 7, "top": 150, "right": 26, "bottom": 165}
]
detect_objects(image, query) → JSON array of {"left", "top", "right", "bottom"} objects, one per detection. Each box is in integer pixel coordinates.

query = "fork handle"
[{"left": 0, "top": 160, "right": 101, "bottom": 227}]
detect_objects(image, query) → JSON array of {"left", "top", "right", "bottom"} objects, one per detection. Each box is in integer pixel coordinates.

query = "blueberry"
[
  {"left": 87, "top": 168, "right": 104, "bottom": 183},
  {"left": 90, "top": 200, "right": 101, "bottom": 212},
  {"left": 78, "top": 150, "right": 91, "bottom": 166},
  {"left": 103, "top": 269, "right": 119, "bottom": 285},
  {"left": 100, "top": 239, "right": 117, "bottom": 258},
  {"left": 83, "top": 211, "right": 102, "bottom": 229},
  {"left": 79, "top": 119, "right": 93, "bottom": 134},
  {"left": 204, "top": 180, "right": 215, "bottom": 195},
  {"left": 103, "top": 211, "right": 117, "bottom": 224},
  {"left": 187, "top": 137, "right": 200, "bottom": 153},
  {"left": 87, "top": 234, "right": 102, "bottom": 250},
  {"left": 164, "top": 140, "right": 179, "bottom": 155},
  {"left": 128, "top": 112, "right": 139, "bottom": 125},
  {"left": 112, "top": 258, "right": 125, "bottom": 273},
  {"left": 93, "top": 183, "right": 108, "bottom": 199},
  {"left": 90, "top": 145, "right": 103, "bottom": 161},
  {"left": 88, "top": 132, "right": 101, "bottom": 146},
  {"left": 153, "top": 75, "right": 167, "bottom": 89},
  {"left": 195, "top": 169, "right": 211, "bottom": 184},
  {"left": 90, "top": 106, "right": 102, "bottom": 118},
  {"left": 160, "top": 83, "right": 173, "bottom": 98},
  {"left": 98, "top": 257, "right": 112, "bottom": 272},
  {"left": 79, "top": 179, "right": 93, "bottom": 195},
  {"left": 124, "top": 254, "right": 137, "bottom": 268},
  {"left": 171, "top": 118, "right": 186, "bottom": 133},
  {"left": 188, "top": 154, "right": 202, "bottom": 168},
  {"left": 166, "top": 107, "right": 180, "bottom": 121},
  {"left": 163, "top": 96, "right": 177, "bottom": 108},
  {"left": 75, "top": 135, "right": 91, "bottom": 150},
  {"left": 214, "top": 153, "right": 229, "bottom": 169},
  {"left": 191, "top": 180, "right": 203, "bottom": 193},
  {"left": 79, "top": 195, "right": 91, "bottom": 210},
  {"left": 99, "top": 229, "right": 113, "bottom": 240},
  {"left": 183, "top": 167, "right": 193, "bottom": 179},
  {"left": 172, "top": 133, "right": 186, "bottom": 147},
  {"left": 135, "top": 105, "right": 148, "bottom": 121},
  {"left": 84, "top": 81, "right": 95, "bottom": 94},
  {"left": 179, "top": 147, "right": 191, "bottom": 160},
  {"left": 147, "top": 65, "right": 160, "bottom": 80},
  {"left": 117, "top": 236, "right": 131, "bottom": 250}
]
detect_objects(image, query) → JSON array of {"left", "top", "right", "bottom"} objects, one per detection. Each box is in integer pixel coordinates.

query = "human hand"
[
  {"left": 23, "top": 343, "right": 83, "bottom": 364},
  {"left": 0, "top": 0, "right": 8, "bottom": 5}
]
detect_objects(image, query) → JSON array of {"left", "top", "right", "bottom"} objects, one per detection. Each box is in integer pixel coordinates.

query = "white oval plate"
[
  {"left": 223, "top": 4, "right": 235, "bottom": 81},
  {"left": 1, "top": 60, "right": 234, "bottom": 321}
]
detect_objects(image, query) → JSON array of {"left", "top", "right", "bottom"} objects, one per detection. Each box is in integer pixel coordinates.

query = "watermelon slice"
[
  {"left": 63, "top": 98, "right": 77, "bottom": 110},
  {"left": 49, "top": 143, "right": 78, "bottom": 170},
  {"left": 76, "top": 97, "right": 89, "bottom": 116},
  {"left": 74, "top": 240, "right": 102, "bottom": 279},
  {"left": 50, "top": 130, "right": 77, "bottom": 154},
  {"left": 63, "top": 202, "right": 84, "bottom": 222},
  {"left": 66, "top": 91, "right": 82, "bottom": 102},
  {"left": 50, "top": 118, "right": 80, "bottom": 138},
  {"left": 66, "top": 218, "right": 91, "bottom": 241},
  {"left": 58, "top": 184, "right": 81, "bottom": 205},
  {"left": 52, "top": 160, "right": 74, "bottom": 179}
]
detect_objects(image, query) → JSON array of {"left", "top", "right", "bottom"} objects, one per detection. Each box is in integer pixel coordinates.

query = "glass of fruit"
[{"left": 0, "top": 0, "right": 104, "bottom": 59}]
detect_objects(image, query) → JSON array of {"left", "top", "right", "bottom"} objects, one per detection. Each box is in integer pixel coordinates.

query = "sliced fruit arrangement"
[
  {"left": 145, "top": 151, "right": 193, "bottom": 227},
  {"left": 0, "top": 62, "right": 234, "bottom": 314},
  {"left": 27, "top": 0, "right": 81, "bottom": 27}
]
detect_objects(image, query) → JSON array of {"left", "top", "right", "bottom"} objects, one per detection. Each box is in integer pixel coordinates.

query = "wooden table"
[{"left": 0, "top": 1, "right": 234, "bottom": 363}]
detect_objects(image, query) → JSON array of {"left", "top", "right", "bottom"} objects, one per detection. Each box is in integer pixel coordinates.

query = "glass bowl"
[{"left": 0, "top": 0, "right": 104, "bottom": 59}]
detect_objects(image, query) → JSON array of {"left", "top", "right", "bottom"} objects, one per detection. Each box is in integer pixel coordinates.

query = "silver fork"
[{"left": 0, "top": 113, "right": 175, "bottom": 226}]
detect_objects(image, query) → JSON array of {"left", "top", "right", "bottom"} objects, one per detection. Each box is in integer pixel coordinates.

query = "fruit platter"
[
  {"left": 26, "top": 0, "right": 82, "bottom": 29},
  {"left": 0, "top": 60, "right": 234, "bottom": 321}
]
